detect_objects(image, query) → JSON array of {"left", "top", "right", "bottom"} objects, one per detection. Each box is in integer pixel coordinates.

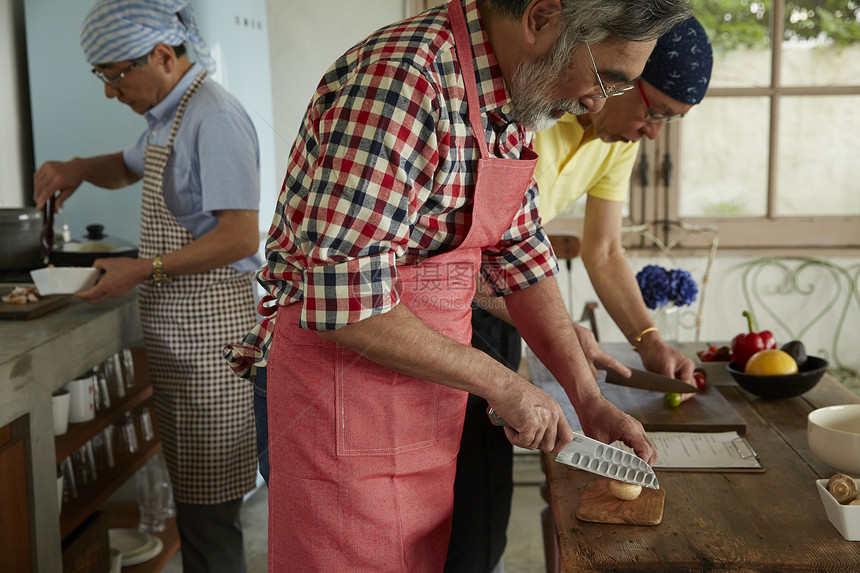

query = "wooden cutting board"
[
  {"left": 0, "top": 285, "right": 72, "bottom": 320},
  {"left": 576, "top": 479, "right": 665, "bottom": 525},
  {"left": 600, "top": 380, "right": 747, "bottom": 435}
]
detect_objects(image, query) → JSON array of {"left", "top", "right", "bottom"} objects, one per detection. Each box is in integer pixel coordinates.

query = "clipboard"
[{"left": 611, "top": 431, "right": 765, "bottom": 473}]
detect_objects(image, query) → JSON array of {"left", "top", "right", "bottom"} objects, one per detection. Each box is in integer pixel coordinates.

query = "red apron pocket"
[{"left": 336, "top": 346, "right": 439, "bottom": 456}]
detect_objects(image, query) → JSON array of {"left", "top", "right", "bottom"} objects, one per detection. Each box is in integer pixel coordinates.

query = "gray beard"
[{"left": 509, "top": 43, "right": 589, "bottom": 132}]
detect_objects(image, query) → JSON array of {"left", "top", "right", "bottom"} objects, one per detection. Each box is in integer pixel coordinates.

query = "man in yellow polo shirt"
[
  {"left": 445, "top": 16, "right": 713, "bottom": 573},
  {"left": 532, "top": 14, "right": 712, "bottom": 375}
]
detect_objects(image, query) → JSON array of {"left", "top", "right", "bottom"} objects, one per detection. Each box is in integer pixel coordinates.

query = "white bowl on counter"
[
  {"left": 816, "top": 477, "right": 860, "bottom": 541},
  {"left": 30, "top": 267, "right": 100, "bottom": 295},
  {"left": 808, "top": 404, "right": 860, "bottom": 476}
]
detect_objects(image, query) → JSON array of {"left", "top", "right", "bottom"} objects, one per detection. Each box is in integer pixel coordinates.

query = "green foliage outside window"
[{"left": 693, "top": 0, "right": 860, "bottom": 51}]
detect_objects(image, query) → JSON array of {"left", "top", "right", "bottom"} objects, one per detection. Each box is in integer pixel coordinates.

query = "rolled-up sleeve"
[{"left": 292, "top": 60, "right": 440, "bottom": 330}]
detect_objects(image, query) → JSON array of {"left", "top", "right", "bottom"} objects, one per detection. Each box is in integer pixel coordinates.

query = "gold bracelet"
[
  {"left": 631, "top": 326, "right": 658, "bottom": 351},
  {"left": 150, "top": 253, "right": 172, "bottom": 287}
]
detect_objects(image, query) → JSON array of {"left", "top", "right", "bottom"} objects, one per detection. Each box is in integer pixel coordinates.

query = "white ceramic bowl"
[
  {"left": 30, "top": 267, "right": 100, "bottom": 295},
  {"left": 808, "top": 404, "right": 860, "bottom": 476},
  {"left": 816, "top": 477, "right": 860, "bottom": 541}
]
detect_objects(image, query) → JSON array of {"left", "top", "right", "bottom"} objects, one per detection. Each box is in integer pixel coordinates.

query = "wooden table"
[{"left": 535, "top": 345, "right": 860, "bottom": 572}]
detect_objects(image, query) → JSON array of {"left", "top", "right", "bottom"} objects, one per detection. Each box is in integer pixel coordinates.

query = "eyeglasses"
[
  {"left": 636, "top": 80, "right": 685, "bottom": 123},
  {"left": 584, "top": 43, "right": 635, "bottom": 99},
  {"left": 91, "top": 55, "right": 147, "bottom": 87}
]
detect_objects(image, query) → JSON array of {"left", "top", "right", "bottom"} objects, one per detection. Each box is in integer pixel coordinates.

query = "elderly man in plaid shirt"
[{"left": 225, "top": 0, "right": 691, "bottom": 570}]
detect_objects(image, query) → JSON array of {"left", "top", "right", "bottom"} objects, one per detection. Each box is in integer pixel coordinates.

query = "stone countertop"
[
  {"left": 1, "top": 291, "right": 142, "bottom": 419},
  {"left": 0, "top": 290, "right": 142, "bottom": 573}
]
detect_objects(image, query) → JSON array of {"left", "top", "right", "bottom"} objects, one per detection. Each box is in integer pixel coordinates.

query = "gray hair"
[{"left": 485, "top": 0, "right": 693, "bottom": 44}]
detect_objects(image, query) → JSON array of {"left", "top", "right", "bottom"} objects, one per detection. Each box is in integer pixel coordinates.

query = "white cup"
[
  {"left": 65, "top": 375, "right": 96, "bottom": 423},
  {"left": 52, "top": 389, "right": 71, "bottom": 435}
]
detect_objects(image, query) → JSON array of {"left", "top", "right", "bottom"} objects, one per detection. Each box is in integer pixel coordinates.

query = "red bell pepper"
[{"left": 731, "top": 310, "right": 776, "bottom": 370}]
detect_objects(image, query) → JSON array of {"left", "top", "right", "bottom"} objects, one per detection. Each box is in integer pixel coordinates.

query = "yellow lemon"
[{"left": 744, "top": 349, "right": 799, "bottom": 375}]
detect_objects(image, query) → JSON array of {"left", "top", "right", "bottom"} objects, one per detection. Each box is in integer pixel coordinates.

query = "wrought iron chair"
[{"left": 740, "top": 257, "right": 860, "bottom": 394}]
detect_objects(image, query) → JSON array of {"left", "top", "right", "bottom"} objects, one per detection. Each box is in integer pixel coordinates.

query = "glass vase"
[{"left": 653, "top": 303, "right": 680, "bottom": 344}]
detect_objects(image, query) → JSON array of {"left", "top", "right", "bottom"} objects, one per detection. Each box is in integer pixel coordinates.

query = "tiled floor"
[
  {"left": 501, "top": 450, "right": 547, "bottom": 573},
  {"left": 163, "top": 450, "right": 547, "bottom": 572}
]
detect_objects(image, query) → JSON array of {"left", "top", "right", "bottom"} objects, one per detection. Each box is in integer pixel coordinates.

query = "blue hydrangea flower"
[
  {"left": 636, "top": 265, "right": 698, "bottom": 309},
  {"left": 636, "top": 265, "right": 671, "bottom": 309},
  {"left": 668, "top": 268, "right": 698, "bottom": 306}
]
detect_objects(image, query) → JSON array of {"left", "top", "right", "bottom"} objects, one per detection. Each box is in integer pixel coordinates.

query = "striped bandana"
[{"left": 80, "top": 0, "right": 215, "bottom": 72}]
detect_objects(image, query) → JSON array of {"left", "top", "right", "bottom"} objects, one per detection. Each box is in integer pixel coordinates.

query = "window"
[{"left": 551, "top": 1, "right": 860, "bottom": 251}]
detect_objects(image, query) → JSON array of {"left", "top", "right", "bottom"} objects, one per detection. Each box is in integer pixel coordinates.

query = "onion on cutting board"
[{"left": 609, "top": 479, "right": 642, "bottom": 501}]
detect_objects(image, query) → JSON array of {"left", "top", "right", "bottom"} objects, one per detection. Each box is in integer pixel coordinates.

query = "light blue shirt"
[{"left": 124, "top": 63, "right": 262, "bottom": 273}]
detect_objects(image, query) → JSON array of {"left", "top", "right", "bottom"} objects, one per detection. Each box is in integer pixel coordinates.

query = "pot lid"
[{"left": 55, "top": 224, "right": 137, "bottom": 253}]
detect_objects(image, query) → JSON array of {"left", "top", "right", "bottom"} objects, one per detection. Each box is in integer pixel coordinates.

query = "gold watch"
[{"left": 150, "top": 253, "right": 172, "bottom": 287}]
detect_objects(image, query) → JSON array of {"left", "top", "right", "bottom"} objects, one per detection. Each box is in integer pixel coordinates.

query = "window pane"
[
  {"left": 781, "top": 2, "right": 860, "bottom": 87},
  {"left": 711, "top": 48, "right": 772, "bottom": 88},
  {"left": 698, "top": 0, "right": 772, "bottom": 88},
  {"left": 678, "top": 97, "right": 770, "bottom": 217},
  {"left": 775, "top": 95, "right": 860, "bottom": 216}
]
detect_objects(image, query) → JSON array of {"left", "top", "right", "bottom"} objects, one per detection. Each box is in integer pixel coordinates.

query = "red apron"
[{"left": 267, "top": 1, "right": 538, "bottom": 569}]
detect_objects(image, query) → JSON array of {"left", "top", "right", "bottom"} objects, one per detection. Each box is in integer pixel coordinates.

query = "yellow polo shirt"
[{"left": 533, "top": 114, "right": 639, "bottom": 223}]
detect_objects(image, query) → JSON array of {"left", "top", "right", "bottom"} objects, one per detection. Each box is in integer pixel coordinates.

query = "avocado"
[
  {"left": 715, "top": 345, "right": 732, "bottom": 361},
  {"left": 781, "top": 340, "right": 807, "bottom": 367}
]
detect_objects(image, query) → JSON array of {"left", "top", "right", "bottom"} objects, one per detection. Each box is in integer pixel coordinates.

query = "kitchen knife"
[
  {"left": 486, "top": 408, "right": 659, "bottom": 489},
  {"left": 555, "top": 432, "right": 660, "bottom": 489},
  {"left": 601, "top": 365, "right": 702, "bottom": 394}
]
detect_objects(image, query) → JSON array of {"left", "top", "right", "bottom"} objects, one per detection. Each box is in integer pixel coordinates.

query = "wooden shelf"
[
  {"left": 107, "top": 502, "right": 180, "bottom": 572},
  {"left": 56, "top": 348, "right": 153, "bottom": 462},
  {"left": 60, "top": 397, "right": 162, "bottom": 539},
  {"left": 57, "top": 348, "right": 165, "bottom": 541}
]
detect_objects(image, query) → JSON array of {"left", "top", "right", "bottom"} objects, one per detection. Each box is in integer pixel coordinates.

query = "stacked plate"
[{"left": 108, "top": 528, "right": 164, "bottom": 567}]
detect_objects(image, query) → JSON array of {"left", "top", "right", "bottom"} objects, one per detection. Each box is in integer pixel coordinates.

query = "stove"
[{"left": 0, "top": 269, "right": 37, "bottom": 284}]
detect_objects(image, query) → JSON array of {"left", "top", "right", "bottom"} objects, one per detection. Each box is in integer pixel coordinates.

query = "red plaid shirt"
[{"left": 224, "top": 0, "right": 556, "bottom": 378}]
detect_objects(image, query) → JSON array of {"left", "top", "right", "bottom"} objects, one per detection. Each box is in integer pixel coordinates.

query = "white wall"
[
  {"left": 0, "top": 0, "right": 33, "bottom": 207},
  {"left": 24, "top": 0, "right": 148, "bottom": 244},
  {"left": 264, "top": 0, "right": 404, "bottom": 181},
  {"left": 191, "top": 0, "right": 279, "bottom": 250}
]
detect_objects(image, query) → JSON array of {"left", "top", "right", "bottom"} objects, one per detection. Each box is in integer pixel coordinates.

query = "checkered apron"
[{"left": 137, "top": 70, "right": 257, "bottom": 505}]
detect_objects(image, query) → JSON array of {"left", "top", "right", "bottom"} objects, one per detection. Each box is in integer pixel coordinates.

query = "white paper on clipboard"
[{"left": 611, "top": 431, "right": 762, "bottom": 471}]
